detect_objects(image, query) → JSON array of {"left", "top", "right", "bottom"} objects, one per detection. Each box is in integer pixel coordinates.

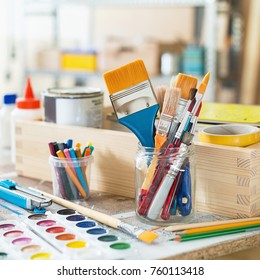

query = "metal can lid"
[{"left": 43, "top": 87, "right": 103, "bottom": 98}]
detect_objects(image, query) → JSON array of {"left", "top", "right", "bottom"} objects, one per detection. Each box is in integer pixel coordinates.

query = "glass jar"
[{"left": 135, "top": 143, "right": 196, "bottom": 225}]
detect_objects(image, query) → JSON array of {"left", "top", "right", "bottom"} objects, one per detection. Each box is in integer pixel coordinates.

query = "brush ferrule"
[
  {"left": 118, "top": 222, "right": 139, "bottom": 237},
  {"left": 109, "top": 80, "right": 157, "bottom": 119},
  {"left": 157, "top": 113, "right": 174, "bottom": 135},
  {"left": 174, "top": 98, "right": 188, "bottom": 122}
]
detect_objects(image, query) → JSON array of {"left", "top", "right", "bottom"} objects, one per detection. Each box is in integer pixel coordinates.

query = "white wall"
[{"left": 0, "top": 1, "right": 195, "bottom": 104}]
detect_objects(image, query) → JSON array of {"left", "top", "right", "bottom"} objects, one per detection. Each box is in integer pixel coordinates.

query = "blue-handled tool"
[
  {"left": 177, "top": 162, "right": 192, "bottom": 216},
  {"left": 0, "top": 179, "right": 52, "bottom": 212}
]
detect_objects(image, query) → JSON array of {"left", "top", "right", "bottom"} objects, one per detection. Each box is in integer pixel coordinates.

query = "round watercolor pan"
[
  {"left": 86, "top": 228, "right": 107, "bottom": 235},
  {"left": 56, "top": 233, "right": 76, "bottom": 241},
  {"left": 57, "top": 209, "right": 76, "bottom": 215},
  {"left": 21, "top": 244, "right": 42, "bottom": 253},
  {"left": 66, "top": 240, "right": 87, "bottom": 249},
  {"left": 98, "top": 235, "right": 118, "bottom": 242},
  {"left": 12, "top": 237, "right": 32, "bottom": 245},
  {"left": 46, "top": 226, "right": 66, "bottom": 234},
  {"left": 30, "top": 252, "right": 53, "bottom": 260},
  {"left": 0, "top": 223, "right": 16, "bottom": 231},
  {"left": 3, "top": 230, "right": 24, "bottom": 238},
  {"left": 36, "top": 220, "right": 57, "bottom": 227},
  {"left": 76, "top": 221, "right": 96, "bottom": 228},
  {"left": 0, "top": 252, "right": 8, "bottom": 259},
  {"left": 66, "top": 215, "right": 85, "bottom": 222},
  {"left": 110, "top": 242, "right": 131, "bottom": 250},
  {"left": 28, "top": 214, "right": 47, "bottom": 220}
]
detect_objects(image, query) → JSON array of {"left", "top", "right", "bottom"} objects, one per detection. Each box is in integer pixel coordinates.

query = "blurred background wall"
[{"left": 0, "top": 0, "right": 259, "bottom": 106}]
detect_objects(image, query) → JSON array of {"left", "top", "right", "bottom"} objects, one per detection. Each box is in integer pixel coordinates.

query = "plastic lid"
[
  {"left": 3, "top": 93, "right": 17, "bottom": 105},
  {"left": 16, "top": 77, "right": 41, "bottom": 109}
]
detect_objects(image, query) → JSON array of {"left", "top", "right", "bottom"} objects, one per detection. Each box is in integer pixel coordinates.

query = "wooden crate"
[
  {"left": 15, "top": 120, "right": 260, "bottom": 218},
  {"left": 194, "top": 141, "right": 260, "bottom": 218}
]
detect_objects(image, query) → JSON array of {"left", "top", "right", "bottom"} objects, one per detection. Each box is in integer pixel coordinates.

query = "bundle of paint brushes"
[
  {"left": 48, "top": 139, "right": 94, "bottom": 200},
  {"left": 103, "top": 59, "right": 210, "bottom": 222}
]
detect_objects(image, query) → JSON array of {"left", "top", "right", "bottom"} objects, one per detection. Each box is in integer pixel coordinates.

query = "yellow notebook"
[{"left": 199, "top": 102, "right": 260, "bottom": 126}]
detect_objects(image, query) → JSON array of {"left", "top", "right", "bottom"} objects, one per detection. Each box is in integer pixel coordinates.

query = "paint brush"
[
  {"left": 103, "top": 59, "right": 159, "bottom": 147},
  {"left": 181, "top": 72, "right": 210, "bottom": 135},
  {"left": 39, "top": 190, "right": 158, "bottom": 244},
  {"left": 154, "top": 87, "right": 180, "bottom": 148},
  {"left": 138, "top": 88, "right": 180, "bottom": 203},
  {"left": 163, "top": 74, "right": 198, "bottom": 148}
]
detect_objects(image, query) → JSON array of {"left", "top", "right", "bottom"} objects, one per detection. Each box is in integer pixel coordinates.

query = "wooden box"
[
  {"left": 15, "top": 120, "right": 260, "bottom": 218},
  {"left": 194, "top": 141, "right": 260, "bottom": 218}
]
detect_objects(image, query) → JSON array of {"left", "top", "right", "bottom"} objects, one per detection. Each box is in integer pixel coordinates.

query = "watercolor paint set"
[{"left": 0, "top": 207, "right": 142, "bottom": 260}]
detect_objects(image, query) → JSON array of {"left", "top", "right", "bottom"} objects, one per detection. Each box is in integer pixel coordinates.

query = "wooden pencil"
[{"left": 164, "top": 216, "right": 260, "bottom": 232}]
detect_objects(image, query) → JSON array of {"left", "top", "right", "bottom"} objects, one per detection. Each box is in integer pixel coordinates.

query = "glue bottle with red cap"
[{"left": 11, "top": 77, "right": 42, "bottom": 164}]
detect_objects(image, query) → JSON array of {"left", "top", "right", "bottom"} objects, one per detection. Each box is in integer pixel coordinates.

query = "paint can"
[{"left": 42, "top": 87, "right": 104, "bottom": 128}]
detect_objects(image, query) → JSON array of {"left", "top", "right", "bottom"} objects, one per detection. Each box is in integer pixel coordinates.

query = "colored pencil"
[
  {"left": 164, "top": 217, "right": 260, "bottom": 232},
  {"left": 173, "top": 224, "right": 260, "bottom": 242},
  {"left": 176, "top": 220, "right": 260, "bottom": 235}
]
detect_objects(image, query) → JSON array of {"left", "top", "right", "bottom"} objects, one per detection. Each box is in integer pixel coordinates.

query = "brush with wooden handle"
[
  {"left": 154, "top": 87, "right": 180, "bottom": 148},
  {"left": 137, "top": 87, "right": 180, "bottom": 205},
  {"left": 39, "top": 190, "right": 158, "bottom": 244}
]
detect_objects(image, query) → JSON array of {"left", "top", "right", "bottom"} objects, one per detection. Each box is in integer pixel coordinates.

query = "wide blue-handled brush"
[{"left": 103, "top": 59, "right": 159, "bottom": 147}]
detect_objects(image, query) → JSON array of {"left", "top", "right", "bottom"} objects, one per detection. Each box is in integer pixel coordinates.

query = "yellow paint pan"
[{"left": 198, "top": 124, "right": 260, "bottom": 147}]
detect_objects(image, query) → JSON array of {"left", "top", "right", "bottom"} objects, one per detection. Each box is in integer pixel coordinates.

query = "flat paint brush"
[
  {"left": 155, "top": 87, "right": 180, "bottom": 148},
  {"left": 182, "top": 72, "right": 210, "bottom": 134},
  {"left": 163, "top": 74, "right": 198, "bottom": 148},
  {"left": 40, "top": 190, "right": 158, "bottom": 244},
  {"left": 103, "top": 59, "right": 159, "bottom": 147}
]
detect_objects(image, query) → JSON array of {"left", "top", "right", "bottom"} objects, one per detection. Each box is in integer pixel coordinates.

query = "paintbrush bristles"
[
  {"left": 154, "top": 85, "right": 167, "bottom": 113},
  {"left": 161, "top": 87, "right": 180, "bottom": 116},
  {"left": 103, "top": 59, "right": 149, "bottom": 94},
  {"left": 197, "top": 72, "right": 210, "bottom": 94},
  {"left": 173, "top": 73, "right": 198, "bottom": 100}
]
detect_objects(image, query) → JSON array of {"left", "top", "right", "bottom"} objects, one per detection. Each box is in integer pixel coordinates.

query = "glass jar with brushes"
[{"left": 135, "top": 142, "right": 196, "bottom": 225}]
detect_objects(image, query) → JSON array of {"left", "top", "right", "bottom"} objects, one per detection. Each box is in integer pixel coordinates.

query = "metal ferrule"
[
  {"left": 118, "top": 222, "right": 140, "bottom": 237},
  {"left": 173, "top": 98, "right": 188, "bottom": 122},
  {"left": 157, "top": 113, "right": 174, "bottom": 135},
  {"left": 109, "top": 80, "right": 157, "bottom": 119}
]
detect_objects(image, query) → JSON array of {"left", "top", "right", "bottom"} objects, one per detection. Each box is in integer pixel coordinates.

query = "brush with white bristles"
[{"left": 154, "top": 87, "right": 180, "bottom": 148}]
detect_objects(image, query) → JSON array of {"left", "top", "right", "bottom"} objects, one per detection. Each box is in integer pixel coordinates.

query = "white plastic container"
[
  {"left": 11, "top": 78, "right": 42, "bottom": 163},
  {"left": 0, "top": 93, "right": 17, "bottom": 149}
]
